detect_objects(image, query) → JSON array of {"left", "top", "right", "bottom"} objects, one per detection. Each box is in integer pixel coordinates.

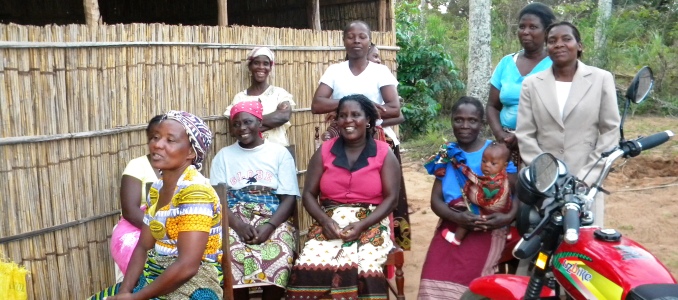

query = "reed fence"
[{"left": 0, "top": 23, "right": 396, "bottom": 299}]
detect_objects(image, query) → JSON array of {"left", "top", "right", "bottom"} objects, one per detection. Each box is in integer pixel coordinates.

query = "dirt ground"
[{"left": 397, "top": 116, "right": 678, "bottom": 299}]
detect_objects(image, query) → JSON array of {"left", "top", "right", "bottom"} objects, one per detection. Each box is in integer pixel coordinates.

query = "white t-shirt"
[
  {"left": 209, "top": 140, "right": 300, "bottom": 197},
  {"left": 319, "top": 61, "right": 401, "bottom": 145},
  {"left": 555, "top": 81, "right": 572, "bottom": 120},
  {"left": 224, "top": 85, "right": 296, "bottom": 146}
]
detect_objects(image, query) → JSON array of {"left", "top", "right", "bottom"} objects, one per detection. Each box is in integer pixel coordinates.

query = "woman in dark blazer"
[{"left": 516, "top": 21, "right": 620, "bottom": 227}]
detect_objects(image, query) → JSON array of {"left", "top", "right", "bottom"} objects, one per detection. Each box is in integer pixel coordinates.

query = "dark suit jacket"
[{"left": 516, "top": 61, "right": 621, "bottom": 185}]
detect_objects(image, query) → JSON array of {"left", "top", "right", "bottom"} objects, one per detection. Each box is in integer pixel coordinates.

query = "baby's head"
[{"left": 481, "top": 142, "right": 511, "bottom": 176}]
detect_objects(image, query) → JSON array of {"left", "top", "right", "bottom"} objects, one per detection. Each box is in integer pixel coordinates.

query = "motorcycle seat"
[{"left": 626, "top": 283, "right": 678, "bottom": 300}]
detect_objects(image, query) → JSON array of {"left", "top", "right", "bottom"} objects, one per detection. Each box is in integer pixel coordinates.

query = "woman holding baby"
[{"left": 417, "top": 96, "right": 518, "bottom": 300}]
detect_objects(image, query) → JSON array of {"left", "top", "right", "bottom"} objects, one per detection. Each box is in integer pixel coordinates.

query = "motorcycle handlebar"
[
  {"left": 513, "top": 234, "right": 543, "bottom": 260},
  {"left": 563, "top": 202, "right": 581, "bottom": 244},
  {"left": 621, "top": 130, "right": 674, "bottom": 158}
]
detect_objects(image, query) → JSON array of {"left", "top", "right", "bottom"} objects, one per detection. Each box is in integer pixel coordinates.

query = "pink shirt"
[{"left": 319, "top": 137, "right": 390, "bottom": 205}]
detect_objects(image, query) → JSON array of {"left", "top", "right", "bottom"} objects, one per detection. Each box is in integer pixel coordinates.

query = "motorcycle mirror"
[
  {"left": 620, "top": 67, "right": 654, "bottom": 142},
  {"left": 626, "top": 66, "right": 654, "bottom": 104},
  {"left": 529, "top": 153, "right": 560, "bottom": 194}
]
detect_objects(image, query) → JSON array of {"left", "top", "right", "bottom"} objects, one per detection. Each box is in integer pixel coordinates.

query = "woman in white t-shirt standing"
[
  {"left": 312, "top": 20, "right": 401, "bottom": 124},
  {"left": 312, "top": 20, "right": 411, "bottom": 251}
]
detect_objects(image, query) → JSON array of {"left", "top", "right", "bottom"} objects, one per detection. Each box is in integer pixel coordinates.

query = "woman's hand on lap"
[
  {"left": 339, "top": 222, "right": 365, "bottom": 242},
  {"left": 320, "top": 219, "right": 343, "bottom": 240},
  {"left": 252, "top": 223, "right": 276, "bottom": 244},
  {"left": 234, "top": 221, "right": 258, "bottom": 243}
]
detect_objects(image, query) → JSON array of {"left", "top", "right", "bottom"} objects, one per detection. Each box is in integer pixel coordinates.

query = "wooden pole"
[
  {"left": 308, "top": 0, "right": 321, "bottom": 31},
  {"left": 83, "top": 0, "right": 101, "bottom": 25},
  {"left": 218, "top": 0, "right": 228, "bottom": 26},
  {"left": 378, "top": 0, "right": 387, "bottom": 32},
  {"left": 390, "top": 0, "right": 396, "bottom": 39}
]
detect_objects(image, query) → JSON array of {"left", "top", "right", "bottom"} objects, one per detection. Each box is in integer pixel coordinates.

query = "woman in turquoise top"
[{"left": 487, "top": 2, "right": 555, "bottom": 163}]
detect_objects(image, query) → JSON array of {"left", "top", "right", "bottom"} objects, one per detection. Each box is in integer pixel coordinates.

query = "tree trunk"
[
  {"left": 83, "top": 0, "right": 101, "bottom": 25},
  {"left": 594, "top": 0, "right": 612, "bottom": 67},
  {"left": 217, "top": 0, "right": 228, "bottom": 26},
  {"left": 307, "top": 0, "right": 321, "bottom": 31},
  {"left": 467, "top": 0, "right": 492, "bottom": 104}
]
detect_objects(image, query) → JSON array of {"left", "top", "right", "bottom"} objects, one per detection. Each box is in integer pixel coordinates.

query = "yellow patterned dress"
[{"left": 91, "top": 165, "right": 223, "bottom": 300}]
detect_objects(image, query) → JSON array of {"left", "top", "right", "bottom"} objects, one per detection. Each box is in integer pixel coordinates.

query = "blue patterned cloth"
[{"left": 228, "top": 185, "right": 280, "bottom": 213}]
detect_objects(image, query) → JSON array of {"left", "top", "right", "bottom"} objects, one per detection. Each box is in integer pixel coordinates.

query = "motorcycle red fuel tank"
[
  {"left": 468, "top": 274, "right": 555, "bottom": 299},
  {"left": 553, "top": 227, "right": 676, "bottom": 299}
]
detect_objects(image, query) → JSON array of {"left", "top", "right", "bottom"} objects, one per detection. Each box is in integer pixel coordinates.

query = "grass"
[
  {"left": 620, "top": 115, "right": 678, "bottom": 156},
  {"left": 401, "top": 117, "right": 453, "bottom": 161}
]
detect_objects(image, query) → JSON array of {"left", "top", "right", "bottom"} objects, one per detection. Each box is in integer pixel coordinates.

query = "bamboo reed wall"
[{"left": 0, "top": 23, "right": 396, "bottom": 299}]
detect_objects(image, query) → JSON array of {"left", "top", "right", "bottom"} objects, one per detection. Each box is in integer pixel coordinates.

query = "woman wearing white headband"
[{"left": 224, "top": 47, "right": 296, "bottom": 146}]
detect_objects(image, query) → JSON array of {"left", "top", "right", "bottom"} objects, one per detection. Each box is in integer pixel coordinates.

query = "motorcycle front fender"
[{"left": 468, "top": 274, "right": 556, "bottom": 299}]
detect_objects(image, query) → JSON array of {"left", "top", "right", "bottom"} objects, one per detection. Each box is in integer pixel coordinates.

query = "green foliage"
[
  {"left": 554, "top": 1, "right": 678, "bottom": 115},
  {"left": 396, "top": 1, "right": 464, "bottom": 139},
  {"left": 401, "top": 116, "right": 452, "bottom": 160},
  {"left": 456, "top": 0, "right": 678, "bottom": 116}
]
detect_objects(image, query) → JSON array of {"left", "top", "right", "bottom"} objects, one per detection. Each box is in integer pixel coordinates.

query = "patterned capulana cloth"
[
  {"left": 145, "top": 165, "right": 222, "bottom": 262},
  {"left": 162, "top": 110, "right": 212, "bottom": 171},
  {"left": 424, "top": 142, "right": 511, "bottom": 215},
  {"left": 286, "top": 201, "right": 392, "bottom": 300},
  {"left": 227, "top": 186, "right": 296, "bottom": 288},
  {"left": 90, "top": 166, "right": 223, "bottom": 300},
  {"left": 227, "top": 185, "right": 281, "bottom": 212},
  {"left": 90, "top": 251, "right": 223, "bottom": 300}
]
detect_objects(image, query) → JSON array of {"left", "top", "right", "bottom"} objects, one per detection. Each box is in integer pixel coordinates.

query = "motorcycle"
[{"left": 462, "top": 66, "right": 678, "bottom": 300}]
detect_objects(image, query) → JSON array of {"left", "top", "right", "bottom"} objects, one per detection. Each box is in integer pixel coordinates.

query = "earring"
[{"left": 366, "top": 124, "right": 371, "bottom": 128}]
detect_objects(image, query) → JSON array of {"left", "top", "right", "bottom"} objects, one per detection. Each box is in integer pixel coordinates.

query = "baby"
[{"left": 442, "top": 142, "right": 512, "bottom": 245}]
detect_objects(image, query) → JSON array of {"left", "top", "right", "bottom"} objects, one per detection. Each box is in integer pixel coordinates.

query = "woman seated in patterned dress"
[
  {"left": 92, "top": 111, "right": 222, "bottom": 299},
  {"left": 286, "top": 94, "right": 401, "bottom": 300},
  {"left": 210, "top": 100, "right": 300, "bottom": 300}
]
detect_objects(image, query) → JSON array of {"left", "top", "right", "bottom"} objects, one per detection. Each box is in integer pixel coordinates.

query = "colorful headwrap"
[
  {"left": 229, "top": 101, "right": 264, "bottom": 138},
  {"left": 161, "top": 110, "right": 213, "bottom": 171},
  {"left": 229, "top": 100, "right": 264, "bottom": 120},
  {"left": 247, "top": 47, "right": 275, "bottom": 65}
]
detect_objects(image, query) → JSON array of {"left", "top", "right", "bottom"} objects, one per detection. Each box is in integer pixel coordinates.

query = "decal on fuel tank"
[{"left": 614, "top": 245, "right": 649, "bottom": 260}]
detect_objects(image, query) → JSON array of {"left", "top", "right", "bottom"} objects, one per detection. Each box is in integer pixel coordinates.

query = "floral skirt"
[
  {"left": 228, "top": 202, "right": 297, "bottom": 288},
  {"left": 286, "top": 202, "right": 393, "bottom": 300}
]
